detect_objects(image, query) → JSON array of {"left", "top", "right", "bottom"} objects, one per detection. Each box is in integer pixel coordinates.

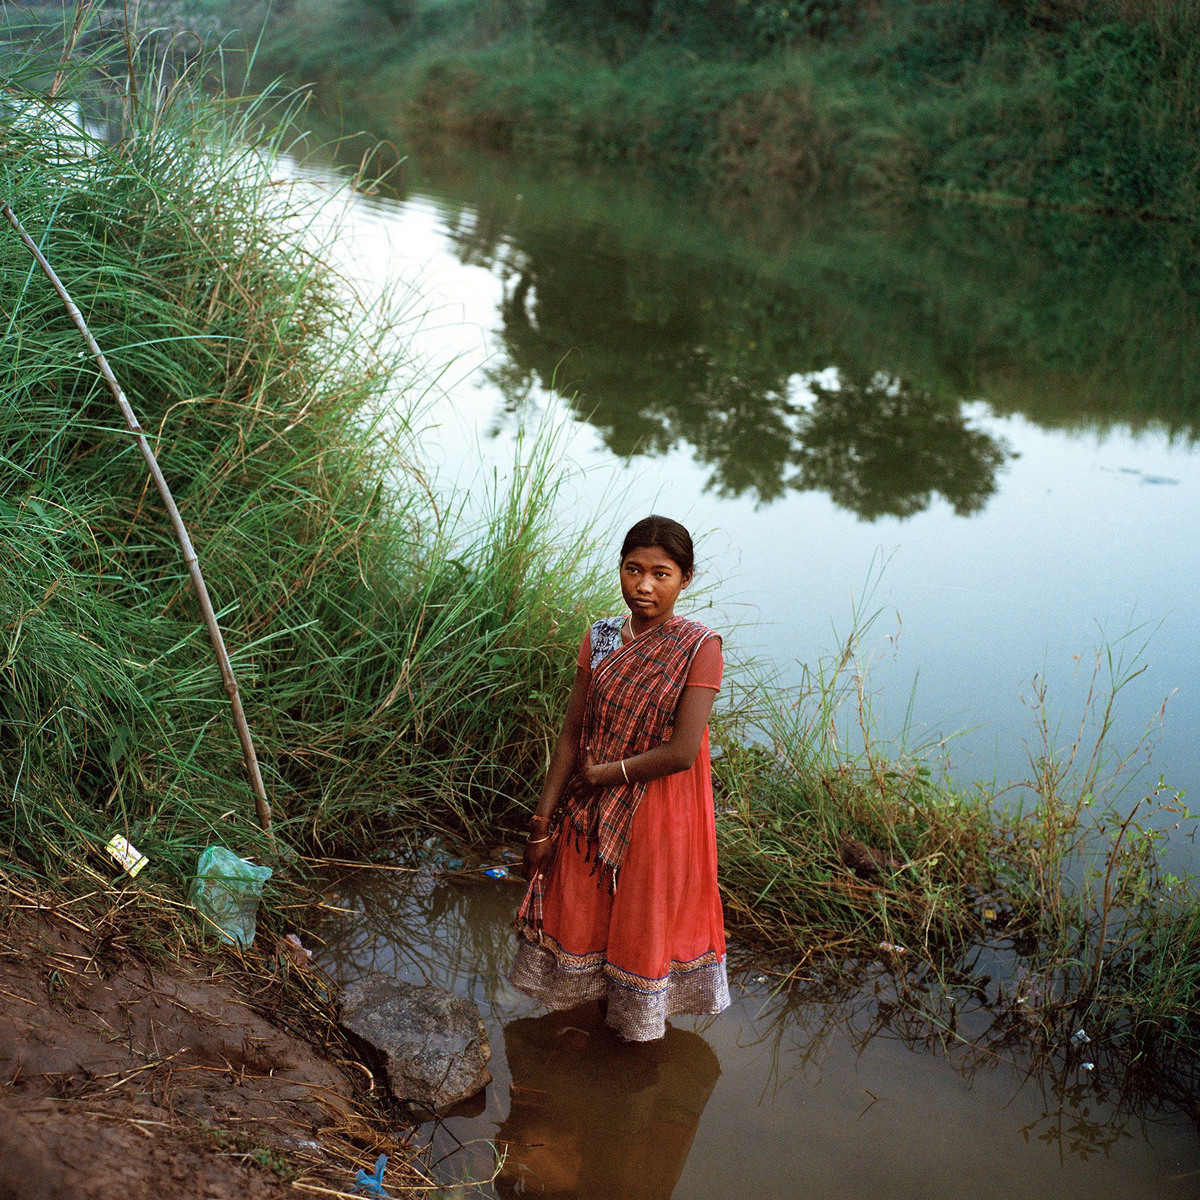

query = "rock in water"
[{"left": 339, "top": 975, "right": 491, "bottom": 1111}]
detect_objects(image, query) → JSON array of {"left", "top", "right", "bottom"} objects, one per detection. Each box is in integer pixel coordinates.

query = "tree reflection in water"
[
  {"left": 442, "top": 213, "right": 1012, "bottom": 517},
  {"left": 792, "top": 370, "right": 1009, "bottom": 519}
]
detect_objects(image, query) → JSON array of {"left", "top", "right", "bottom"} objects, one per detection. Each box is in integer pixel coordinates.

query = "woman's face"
[{"left": 620, "top": 544, "right": 692, "bottom": 626}]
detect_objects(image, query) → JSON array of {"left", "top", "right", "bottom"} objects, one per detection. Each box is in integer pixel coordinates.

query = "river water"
[
  {"left": 293, "top": 141, "right": 1200, "bottom": 821},
  {"left": 286, "top": 138, "right": 1200, "bottom": 1195},
  {"left": 315, "top": 863, "right": 1200, "bottom": 1198}
]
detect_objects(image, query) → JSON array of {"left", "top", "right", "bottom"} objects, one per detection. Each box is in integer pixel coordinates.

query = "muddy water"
[
  {"left": 315, "top": 867, "right": 1200, "bottom": 1199},
  {"left": 289, "top": 140, "right": 1200, "bottom": 834}
]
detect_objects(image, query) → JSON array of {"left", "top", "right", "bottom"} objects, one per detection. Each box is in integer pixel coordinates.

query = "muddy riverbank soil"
[{"left": 0, "top": 887, "right": 423, "bottom": 1200}]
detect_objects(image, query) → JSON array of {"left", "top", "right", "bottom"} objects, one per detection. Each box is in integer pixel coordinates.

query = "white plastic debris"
[
  {"left": 878, "top": 942, "right": 908, "bottom": 955},
  {"left": 285, "top": 933, "right": 313, "bottom": 959},
  {"left": 1072, "top": 1028, "right": 1091, "bottom": 1045}
]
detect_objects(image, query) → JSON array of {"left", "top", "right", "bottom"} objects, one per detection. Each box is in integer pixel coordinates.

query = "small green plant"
[{"left": 195, "top": 1122, "right": 300, "bottom": 1180}]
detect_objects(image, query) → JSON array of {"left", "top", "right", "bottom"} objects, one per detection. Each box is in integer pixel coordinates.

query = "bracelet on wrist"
[
  {"left": 528, "top": 835, "right": 550, "bottom": 845},
  {"left": 620, "top": 758, "right": 630, "bottom": 784}
]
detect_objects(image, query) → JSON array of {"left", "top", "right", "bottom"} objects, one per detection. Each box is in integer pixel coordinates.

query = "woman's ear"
[{"left": 681, "top": 570, "right": 694, "bottom": 590}]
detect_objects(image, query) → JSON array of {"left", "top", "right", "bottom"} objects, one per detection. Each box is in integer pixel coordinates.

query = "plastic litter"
[
  {"left": 1071, "top": 1028, "right": 1091, "bottom": 1045},
  {"left": 278, "top": 933, "right": 314, "bottom": 969},
  {"left": 1081, "top": 1061, "right": 1095, "bottom": 1071},
  {"left": 354, "top": 1153, "right": 391, "bottom": 1199},
  {"left": 483, "top": 866, "right": 510, "bottom": 879},
  {"left": 419, "top": 836, "right": 466, "bottom": 872},
  {"left": 105, "top": 834, "right": 148, "bottom": 878},
  {"left": 189, "top": 846, "right": 273, "bottom": 947},
  {"left": 281, "top": 1137, "right": 323, "bottom": 1154},
  {"left": 878, "top": 942, "right": 908, "bottom": 955},
  {"left": 285, "top": 932, "right": 313, "bottom": 959}
]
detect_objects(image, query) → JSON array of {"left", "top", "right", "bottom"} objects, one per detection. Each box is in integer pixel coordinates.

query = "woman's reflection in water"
[{"left": 495, "top": 1002, "right": 721, "bottom": 1198}]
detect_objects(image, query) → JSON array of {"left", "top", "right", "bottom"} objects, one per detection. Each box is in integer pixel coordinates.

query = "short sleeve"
[
  {"left": 576, "top": 632, "right": 591, "bottom": 672},
  {"left": 685, "top": 635, "right": 723, "bottom": 691}
]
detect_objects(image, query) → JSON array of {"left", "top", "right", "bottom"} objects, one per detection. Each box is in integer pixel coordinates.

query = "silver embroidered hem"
[{"left": 509, "top": 936, "right": 731, "bottom": 1043}]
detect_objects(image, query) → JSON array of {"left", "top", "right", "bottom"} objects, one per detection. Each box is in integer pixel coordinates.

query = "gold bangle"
[
  {"left": 528, "top": 835, "right": 550, "bottom": 845},
  {"left": 620, "top": 759, "right": 630, "bottom": 783}
]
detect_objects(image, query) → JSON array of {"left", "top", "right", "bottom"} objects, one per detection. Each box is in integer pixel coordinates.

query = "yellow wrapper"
[{"left": 105, "top": 835, "right": 148, "bottom": 878}]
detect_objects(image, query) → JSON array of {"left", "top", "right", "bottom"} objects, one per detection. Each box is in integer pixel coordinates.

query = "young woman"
[{"left": 511, "top": 515, "right": 729, "bottom": 1041}]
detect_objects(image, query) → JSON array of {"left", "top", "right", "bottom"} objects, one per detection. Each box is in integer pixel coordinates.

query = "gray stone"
[{"left": 339, "top": 974, "right": 491, "bottom": 1111}]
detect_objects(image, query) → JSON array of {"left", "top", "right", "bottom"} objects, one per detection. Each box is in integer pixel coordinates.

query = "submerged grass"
[
  {"left": 714, "top": 614, "right": 1200, "bottom": 1069},
  {"left": 2, "top": 9, "right": 1198, "bottom": 1094}
]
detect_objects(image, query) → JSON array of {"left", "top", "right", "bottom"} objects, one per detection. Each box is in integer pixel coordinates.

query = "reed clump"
[{"left": 0, "top": 30, "right": 611, "bottom": 898}]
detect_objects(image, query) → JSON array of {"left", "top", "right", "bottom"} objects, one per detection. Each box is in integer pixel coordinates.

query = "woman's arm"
[
  {"left": 581, "top": 683, "right": 717, "bottom": 788},
  {"left": 522, "top": 662, "right": 590, "bottom": 879},
  {"left": 534, "top": 662, "right": 589, "bottom": 819}
]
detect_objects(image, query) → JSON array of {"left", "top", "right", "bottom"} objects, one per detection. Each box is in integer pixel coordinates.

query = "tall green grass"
[{"left": 0, "top": 30, "right": 612, "bottom": 898}]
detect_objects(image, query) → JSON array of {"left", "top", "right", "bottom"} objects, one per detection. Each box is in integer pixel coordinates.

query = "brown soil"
[{"left": 0, "top": 886, "right": 425, "bottom": 1200}]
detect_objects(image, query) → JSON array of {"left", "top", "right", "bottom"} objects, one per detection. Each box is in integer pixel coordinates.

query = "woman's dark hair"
[{"left": 620, "top": 515, "right": 694, "bottom": 578}]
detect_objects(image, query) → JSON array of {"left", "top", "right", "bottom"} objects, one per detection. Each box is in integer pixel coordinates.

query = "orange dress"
[{"left": 510, "top": 629, "right": 729, "bottom": 1042}]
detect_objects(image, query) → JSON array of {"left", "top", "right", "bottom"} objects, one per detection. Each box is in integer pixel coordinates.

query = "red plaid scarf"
[{"left": 517, "top": 615, "right": 716, "bottom": 938}]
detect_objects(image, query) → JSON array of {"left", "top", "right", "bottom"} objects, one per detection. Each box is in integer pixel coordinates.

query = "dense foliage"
[{"left": 231, "top": 0, "right": 1200, "bottom": 218}]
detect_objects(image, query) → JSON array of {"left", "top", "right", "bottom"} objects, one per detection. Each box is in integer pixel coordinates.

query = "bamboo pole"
[{"left": 2, "top": 200, "right": 275, "bottom": 845}]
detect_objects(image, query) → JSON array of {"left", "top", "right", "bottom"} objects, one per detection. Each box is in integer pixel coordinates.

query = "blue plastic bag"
[
  {"left": 189, "top": 845, "right": 273, "bottom": 947},
  {"left": 354, "top": 1154, "right": 390, "bottom": 1199}
]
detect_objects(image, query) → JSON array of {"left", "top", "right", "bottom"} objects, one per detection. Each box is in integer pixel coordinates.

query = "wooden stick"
[{"left": 1, "top": 200, "right": 274, "bottom": 844}]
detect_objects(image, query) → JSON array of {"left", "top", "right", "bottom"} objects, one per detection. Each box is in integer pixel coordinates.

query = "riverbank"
[
  {"left": 223, "top": 0, "right": 1200, "bottom": 220},
  {"left": 2, "top": 4, "right": 1198, "bottom": 1124},
  {"left": 0, "top": 875, "right": 424, "bottom": 1198}
]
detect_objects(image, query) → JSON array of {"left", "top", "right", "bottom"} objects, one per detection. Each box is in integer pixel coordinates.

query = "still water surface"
[
  {"left": 316, "top": 865, "right": 1200, "bottom": 1198},
  {"left": 294, "top": 142, "right": 1200, "bottom": 820}
]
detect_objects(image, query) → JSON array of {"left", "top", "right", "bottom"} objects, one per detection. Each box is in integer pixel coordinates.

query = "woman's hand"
[
  {"left": 522, "top": 832, "right": 555, "bottom": 882},
  {"left": 580, "top": 750, "right": 604, "bottom": 789}
]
